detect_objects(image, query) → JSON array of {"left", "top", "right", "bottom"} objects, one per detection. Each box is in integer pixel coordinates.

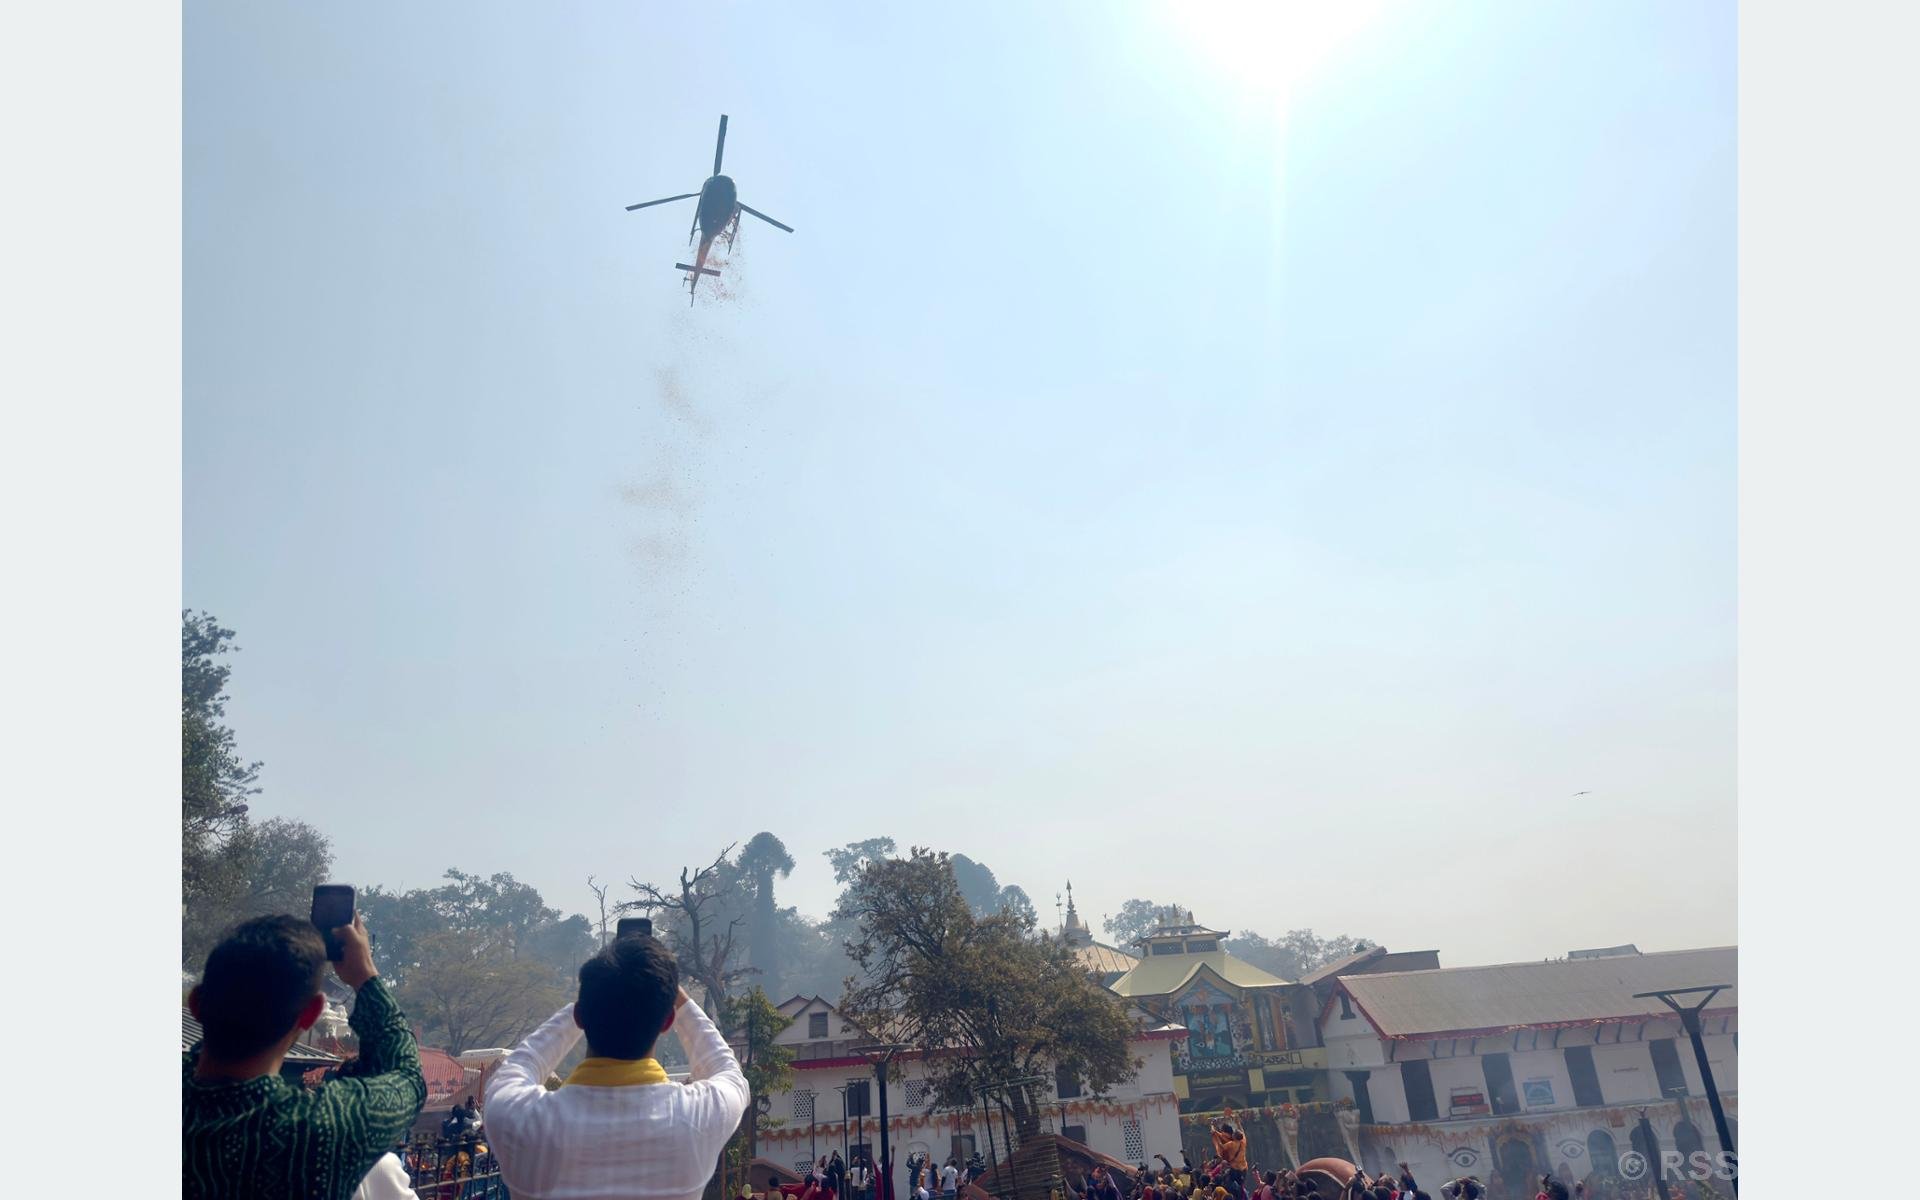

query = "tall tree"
[
  {"left": 838, "top": 849, "right": 1137, "bottom": 1139},
  {"left": 824, "top": 838, "right": 897, "bottom": 886},
  {"left": 587, "top": 876, "right": 615, "bottom": 946},
  {"left": 1222, "top": 930, "right": 1372, "bottom": 981},
  {"left": 180, "top": 612, "right": 337, "bottom": 966},
  {"left": 396, "top": 930, "right": 567, "bottom": 1054},
  {"left": 360, "top": 869, "right": 595, "bottom": 990},
  {"left": 720, "top": 986, "right": 796, "bottom": 1167},
  {"left": 182, "top": 611, "right": 261, "bottom": 958},
  {"left": 949, "top": 853, "right": 1004, "bottom": 915},
  {"left": 625, "top": 846, "right": 751, "bottom": 1020},
  {"left": 182, "top": 612, "right": 259, "bottom": 848},
  {"left": 183, "top": 817, "right": 336, "bottom": 967},
  {"left": 997, "top": 884, "right": 1038, "bottom": 927},
  {"left": 949, "top": 854, "right": 1038, "bottom": 923},
  {"left": 1102, "top": 899, "right": 1178, "bottom": 949},
  {"left": 769, "top": 906, "right": 846, "bottom": 1001},
  {"left": 739, "top": 832, "right": 796, "bottom": 997}
]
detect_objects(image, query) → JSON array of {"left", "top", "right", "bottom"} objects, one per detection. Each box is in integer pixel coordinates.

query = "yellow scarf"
[{"left": 564, "top": 1056, "right": 670, "bottom": 1087}]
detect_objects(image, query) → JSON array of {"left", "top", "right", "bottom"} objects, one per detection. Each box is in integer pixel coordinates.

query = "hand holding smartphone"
[
  {"left": 312, "top": 884, "right": 355, "bottom": 961},
  {"left": 616, "top": 916, "right": 654, "bottom": 939},
  {"left": 313, "top": 884, "right": 378, "bottom": 988}
]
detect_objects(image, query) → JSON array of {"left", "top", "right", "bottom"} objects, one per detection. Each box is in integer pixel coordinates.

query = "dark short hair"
[
  {"left": 576, "top": 934, "right": 679, "bottom": 1058},
  {"left": 194, "top": 915, "right": 327, "bottom": 1058}
]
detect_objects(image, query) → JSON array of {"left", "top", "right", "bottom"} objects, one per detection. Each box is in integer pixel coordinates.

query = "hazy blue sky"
[{"left": 185, "top": 1, "right": 1735, "bottom": 969}]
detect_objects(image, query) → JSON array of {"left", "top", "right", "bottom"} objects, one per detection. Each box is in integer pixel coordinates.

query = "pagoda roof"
[{"left": 1110, "top": 952, "right": 1289, "bottom": 998}]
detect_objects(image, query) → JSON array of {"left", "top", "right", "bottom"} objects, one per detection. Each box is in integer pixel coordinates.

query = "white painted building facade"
[
  {"left": 1318, "top": 948, "right": 1737, "bottom": 1192},
  {"left": 751, "top": 996, "right": 1185, "bottom": 1186}
]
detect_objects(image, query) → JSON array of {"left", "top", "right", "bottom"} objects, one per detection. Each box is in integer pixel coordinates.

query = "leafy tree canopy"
[
  {"left": 181, "top": 612, "right": 334, "bottom": 967},
  {"left": 838, "top": 848, "right": 1137, "bottom": 1138},
  {"left": 361, "top": 869, "right": 595, "bottom": 989},
  {"left": 395, "top": 930, "right": 568, "bottom": 1055}
]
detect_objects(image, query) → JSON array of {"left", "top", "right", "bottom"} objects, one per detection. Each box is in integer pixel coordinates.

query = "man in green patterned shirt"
[{"left": 183, "top": 912, "right": 427, "bottom": 1199}]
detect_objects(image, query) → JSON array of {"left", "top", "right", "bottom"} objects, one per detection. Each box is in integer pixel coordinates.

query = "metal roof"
[
  {"left": 1298, "top": 946, "right": 1386, "bottom": 987},
  {"left": 1109, "top": 949, "right": 1290, "bottom": 997},
  {"left": 1074, "top": 940, "right": 1141, "bottom": 978},
  {"left": 1333, "top": 946, "right": 1737, "bottom": 1039},
  {"left": 182, "top": 1009, "right": 344, "bottom": 1065}
]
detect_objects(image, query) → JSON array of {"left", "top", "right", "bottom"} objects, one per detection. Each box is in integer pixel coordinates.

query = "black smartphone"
[
  {"left": 616, "top": 916, "right": 653, "bottom": 939},
  {"left": 312, "top": 884, "right": 356, "bottom": 962}
]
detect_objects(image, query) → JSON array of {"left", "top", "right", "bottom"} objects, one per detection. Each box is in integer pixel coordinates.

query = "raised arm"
[
  {"left": 321, "top": 918, "right": 427, "bottom": 1189},
  {"left": 676, "top": 990, "right": 752, "bottom": 1134},
  {"left": 486, "top": 1003, "right": 584, "bottom": 1115}
]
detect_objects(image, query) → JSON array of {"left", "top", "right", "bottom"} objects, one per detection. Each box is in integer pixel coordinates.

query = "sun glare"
[{"left": 1164, "top": 0, "right": 1387, "bottom": 101}]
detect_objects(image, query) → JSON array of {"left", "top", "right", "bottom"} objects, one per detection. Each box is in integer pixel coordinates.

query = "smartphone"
[
  {"left": 312, "top": 884, "right": 356, "bottom": 962},
  {"left": 616, "top": 916, "right": 653, "bottom": 939}
]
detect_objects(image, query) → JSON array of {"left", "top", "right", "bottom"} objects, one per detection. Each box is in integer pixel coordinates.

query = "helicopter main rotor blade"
[
  {"left": 738, "top": 203, "right": 793, "bottom": 233},
  {"left": 625, "top": 193, "right": 699, "bottom": 212},
  {"left": 714, "top": 114, "right": 728, "bottom": 175}
]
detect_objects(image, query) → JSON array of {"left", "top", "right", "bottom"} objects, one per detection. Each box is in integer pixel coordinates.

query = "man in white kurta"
[{"left": 485, "top": 935, "right": 750, "bottom": 1200}]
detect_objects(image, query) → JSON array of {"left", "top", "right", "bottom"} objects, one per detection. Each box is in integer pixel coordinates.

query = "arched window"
[
  {"left": 1674, "top": 1121, "right": 1705, "bottom": 1162},
  {"left": 1495, "top": 1136, "right": 1536, "bottom": 1196},
  {"left": 1586, "top": 1131, "right": 1619, "bottom": 1178}
]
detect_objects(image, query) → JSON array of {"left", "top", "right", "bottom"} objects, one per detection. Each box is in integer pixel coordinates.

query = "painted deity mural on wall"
[
  {"left": 1179, "top": 980, "right": 1239, "bottom": 1061},
  {"left": 1173, "top": 979, "right": 1271, "bottom": 1071}
]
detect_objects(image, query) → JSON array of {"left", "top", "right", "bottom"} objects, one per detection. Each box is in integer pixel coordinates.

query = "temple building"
[
  {"left": 1108, "top": 914, "right": 1320, "bottom": 1109},
  {"left": 1057, "top": 883, "right": 1139, "bottom": 986},
  {"left": 1105, "top": 912, "right": 1445, "bottom": 1168}
]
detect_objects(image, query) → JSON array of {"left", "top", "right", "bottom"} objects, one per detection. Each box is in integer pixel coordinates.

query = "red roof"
[
  {"left": 419, "top": 1047, "right": 471, "bottom": 1104},
  {"left": 301, "top": 1045, "right": 471, "bottom": 1100}
]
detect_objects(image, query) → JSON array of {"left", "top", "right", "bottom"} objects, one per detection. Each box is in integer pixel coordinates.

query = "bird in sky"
[{"left": 1572, "top": 790, "right": 1592, "bottom": 797}]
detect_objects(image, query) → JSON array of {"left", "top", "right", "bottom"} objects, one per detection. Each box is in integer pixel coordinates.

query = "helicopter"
[{"left": 625, "top": 115, "right": 793, "bottom": 302}]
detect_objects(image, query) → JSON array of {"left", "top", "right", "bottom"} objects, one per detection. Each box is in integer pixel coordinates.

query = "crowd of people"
[
  {"left": 748, "top": 1116, "right": 1527, "bottom": 1200},
  {"left": 743, "top": 1145, "right": 992, "bottom": 1200},
  {"left": 180, "top": 911, "right": 1705, "bottom": 1200},
  {"left": 1042, "top": 1116, "right": 1588, "bottom": 1200},
  {"left": 392, "top": 1132, "right": 504, "bottom": 1200}
]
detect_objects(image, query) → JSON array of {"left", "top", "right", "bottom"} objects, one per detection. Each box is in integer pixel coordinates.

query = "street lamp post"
[
  {"left": 1633, "top": 1110, "right": 1672, "bottom": 1200},
  {"left": 979, "top": 1090, "right": 999, "bottom": 1188},
  {"left": 836, "top": 1084, "right": 854, "bottom": 1200},
  {"left": 856, "top": 1045, "right": 910, "bottom": 1200},
  {"left": 1634, "top": 985, "right": 1737, "bottom": 1195}
]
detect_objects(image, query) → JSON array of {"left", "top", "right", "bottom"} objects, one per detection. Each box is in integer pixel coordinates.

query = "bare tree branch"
[
  {"left": 626, "top": 845, "right": 753, "bottom": 1024},
  {"left": 587, "top": 875, "right": 612, "bottom": 947}
]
